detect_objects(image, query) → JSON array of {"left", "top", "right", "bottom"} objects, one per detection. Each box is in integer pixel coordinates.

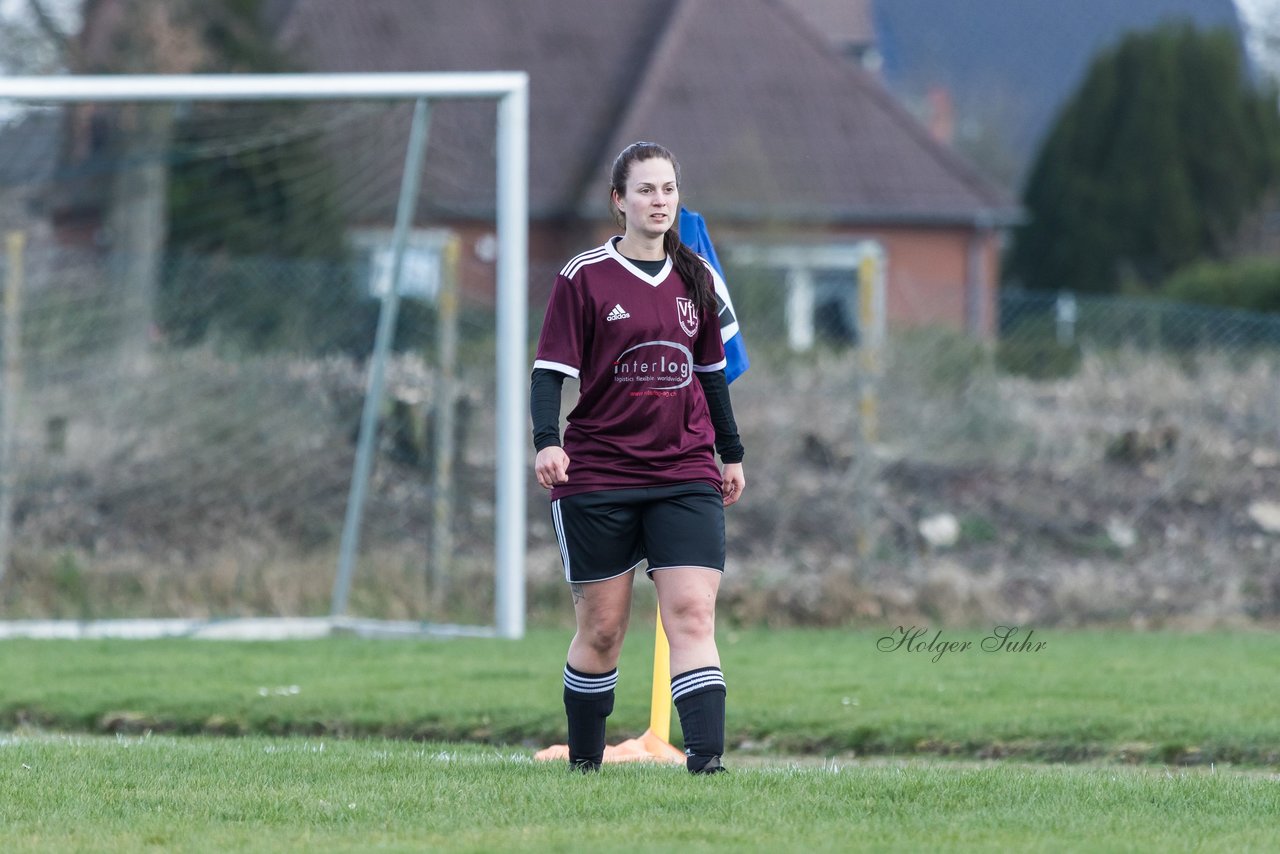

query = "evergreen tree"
[{"left": 1007, "top": 24, "right": 1280, "bottom": 294}]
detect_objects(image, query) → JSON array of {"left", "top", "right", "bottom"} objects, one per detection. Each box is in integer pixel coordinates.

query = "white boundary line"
[{"left": 0, "top": 617, "right": 500, "bottom": 641}]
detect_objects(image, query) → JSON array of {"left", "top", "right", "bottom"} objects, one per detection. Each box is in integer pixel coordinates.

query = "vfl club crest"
[{"left": 676, "top": 296, "right": 699, "bottom": 337}]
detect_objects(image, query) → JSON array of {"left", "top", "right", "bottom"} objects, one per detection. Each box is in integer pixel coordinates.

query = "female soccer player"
[{"left": 530, "top": 141, "right": 746, "bottom": 774}]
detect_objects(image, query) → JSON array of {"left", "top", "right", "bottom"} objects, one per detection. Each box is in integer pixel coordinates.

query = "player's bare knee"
[
  {"left": 581, "top": 622, "right": 626, "bottom": 658},
  {"left": 664, "top": 602, "right": 715, "bottom": 642}
]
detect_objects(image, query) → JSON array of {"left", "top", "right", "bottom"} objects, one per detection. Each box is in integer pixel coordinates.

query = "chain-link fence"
[
  {"left": 4, "top": 237, "right": 1280, "bottom": 627},
  {"left": 699, "top": 284, "right": 1280, "bottom": 627},
  {"left": 0, "top": 242, "right": 501, "bottom": 624}
]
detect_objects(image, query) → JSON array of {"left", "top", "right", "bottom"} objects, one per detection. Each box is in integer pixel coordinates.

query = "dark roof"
[
  {"left": 588, "top": 0, "right": 1012, "bottom": 224},
  {"left": 275, "top": 0, "right": 1014, "bottom": 227},
  {"left": 780, "top": 0, "right": 876, "bottom": 52},
  {"left": 276, "top": 0, "right": 671, "bottom": 223}
]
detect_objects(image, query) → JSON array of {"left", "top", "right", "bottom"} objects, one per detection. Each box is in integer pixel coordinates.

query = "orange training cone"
[{"left": 534, "top": 606, "right": 684, "bottom": 765}]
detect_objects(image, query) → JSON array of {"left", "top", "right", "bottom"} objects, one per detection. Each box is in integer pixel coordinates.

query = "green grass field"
[
  {"left": 3, "top": 628, "right": 1277, "bottom": 763},
  {"left": 2, "top": 627, "right": 1278, "bottom": 850},
  {"left": 3, "top": 736, "right": 1277, "bottom": 852}
]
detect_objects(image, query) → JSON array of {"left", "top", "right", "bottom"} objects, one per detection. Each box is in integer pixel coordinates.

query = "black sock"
[
  {"left": 672, "top": 666, "right": 726, "bottom": 773},
  {"left": 563, "top": 663, "right": 617, "bottom": 770}
]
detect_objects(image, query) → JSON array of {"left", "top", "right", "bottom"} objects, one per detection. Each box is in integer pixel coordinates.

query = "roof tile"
[{"left": 275, "top": 0, "right": 1013, "bottom": 225}]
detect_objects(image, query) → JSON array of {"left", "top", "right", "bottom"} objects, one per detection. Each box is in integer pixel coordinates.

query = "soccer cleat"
[
  {"left": 570, "top": 758, "right": 601, "bottom": 773},
  {"left": 688, "top": 755, "right": 726, "bottom": 775}
]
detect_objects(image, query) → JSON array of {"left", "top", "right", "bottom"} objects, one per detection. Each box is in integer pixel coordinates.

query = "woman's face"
[{"left": 614, "top": 157, "right": 679, "bottom": 240}]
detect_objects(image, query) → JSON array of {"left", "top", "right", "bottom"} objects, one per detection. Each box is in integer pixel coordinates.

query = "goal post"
[{"left": 0, "top": 73, "right": 529, "bottom": 639}]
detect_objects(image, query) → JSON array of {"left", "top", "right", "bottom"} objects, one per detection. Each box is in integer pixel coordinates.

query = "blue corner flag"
[{"left": 680, "top": 207, "right": 750, "bottom": 384}]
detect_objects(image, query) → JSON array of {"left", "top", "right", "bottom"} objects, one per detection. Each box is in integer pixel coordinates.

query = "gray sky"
[{"left": 1235, "top": 0, "right": 1280, "bottom": 76}]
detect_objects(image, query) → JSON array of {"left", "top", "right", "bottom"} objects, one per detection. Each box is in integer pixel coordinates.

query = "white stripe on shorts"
[{"left": 550, "top": 498, "right": 571, "bottom": 581}]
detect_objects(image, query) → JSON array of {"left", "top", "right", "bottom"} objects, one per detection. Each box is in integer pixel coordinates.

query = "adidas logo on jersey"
[{"left": 606, "top": 304, "right": 631, "bottom": 322}]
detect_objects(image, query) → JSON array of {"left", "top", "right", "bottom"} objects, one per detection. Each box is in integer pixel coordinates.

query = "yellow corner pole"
[{"left": 649, "top": 605, "right": 673, "bottom": 742}]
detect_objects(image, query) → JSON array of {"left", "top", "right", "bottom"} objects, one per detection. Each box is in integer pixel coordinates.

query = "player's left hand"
[{"left": 721, "top": 463, "right": 745, "bottom": 507}]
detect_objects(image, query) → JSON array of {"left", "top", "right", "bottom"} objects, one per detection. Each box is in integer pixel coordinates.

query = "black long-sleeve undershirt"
[
  {"left": 530, "top": 367, "right": 565, "bottom": 452},
  {"left": 694, "top": 368, "right": 745, "bottom": 464},
  {"left": 529, "top": 367, "right": 744, "bottom": 464}
]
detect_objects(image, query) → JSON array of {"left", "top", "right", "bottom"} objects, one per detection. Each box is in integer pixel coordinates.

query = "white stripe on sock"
[
  {"left": 671, "top": 668, "right": 725, "bottom": 701},
  {"left": 564, "top": 666, "right": 618, "bottom": 694}
]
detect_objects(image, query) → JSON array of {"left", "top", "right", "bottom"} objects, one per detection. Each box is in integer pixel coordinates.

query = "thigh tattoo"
[{"left": 571, "top": 582, "right": 585, "bottom": 604}]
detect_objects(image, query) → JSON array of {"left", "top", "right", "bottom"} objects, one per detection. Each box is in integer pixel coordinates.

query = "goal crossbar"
[
  {"left": 0, "top": 72, "right": 529, "bottom": 102},
  {"left": 0, "top": 73, "right": 529, "bottom": 640}
]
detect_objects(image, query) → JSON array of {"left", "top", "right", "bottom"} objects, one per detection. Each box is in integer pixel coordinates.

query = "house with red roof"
[
  {"left": 13, "top": 0, "right": 1016, "bottom": 346},
  {"left": 268, "top": 0, "right": 1018, "bottom": 344}
]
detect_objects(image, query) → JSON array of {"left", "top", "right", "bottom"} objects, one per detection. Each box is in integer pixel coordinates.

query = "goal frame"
[{"left": 0, "top": 73, "right": 529, "bottom": 639}]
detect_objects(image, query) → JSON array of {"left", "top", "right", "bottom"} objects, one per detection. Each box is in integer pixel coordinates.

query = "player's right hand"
[{"left": 534, "top": 446, "right": 570, "bottom": 489}]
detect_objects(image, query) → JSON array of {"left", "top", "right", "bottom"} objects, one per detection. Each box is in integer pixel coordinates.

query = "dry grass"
[
  {"left": 6, "top": 335, "right": 1280, "bottom": 627},
  {"left": 715, "top": 338, "right": 1280, "bottom": 627}
]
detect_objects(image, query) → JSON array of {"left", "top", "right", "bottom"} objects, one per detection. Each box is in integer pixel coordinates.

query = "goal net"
[{"left": 0, "top": 74, "right": 528, "bottom": 639}]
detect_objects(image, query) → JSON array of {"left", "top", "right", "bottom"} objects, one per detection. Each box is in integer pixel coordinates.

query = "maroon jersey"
[{"left": 534, "top": 238, "right": 727, "bottom": 500}]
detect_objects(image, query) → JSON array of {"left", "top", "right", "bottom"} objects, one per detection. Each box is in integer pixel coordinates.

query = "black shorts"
[{"left": 550, "top": 482, "right": 725, "bottom": 583}]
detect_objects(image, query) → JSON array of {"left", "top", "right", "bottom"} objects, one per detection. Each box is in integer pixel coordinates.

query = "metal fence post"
[{"left": 0, "top": 232, "right": 24, "bottom": 586}]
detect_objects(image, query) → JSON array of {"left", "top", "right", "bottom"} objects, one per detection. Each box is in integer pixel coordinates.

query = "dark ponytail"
[
  {"left": 610, "top": 141, "right": 716, "bottom": 313},
  {"left": 664, "top": 225, "right": 715, "bottom": 313}
]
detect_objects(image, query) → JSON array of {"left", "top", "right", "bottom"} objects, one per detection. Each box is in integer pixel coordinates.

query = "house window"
[
  {"left": 350, "top": 228, "right": 451, "bottom": 302},
  {"left": 813, "top": 269, "right": 861, "bottom": 344},
  {"left": 730, "top": 241, "right": 885, "bottom": 352}
]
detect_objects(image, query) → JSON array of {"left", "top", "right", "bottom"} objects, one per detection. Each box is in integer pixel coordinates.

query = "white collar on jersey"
[{"left": 605, "top": 237, "right": 672, "bottom": 287}]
